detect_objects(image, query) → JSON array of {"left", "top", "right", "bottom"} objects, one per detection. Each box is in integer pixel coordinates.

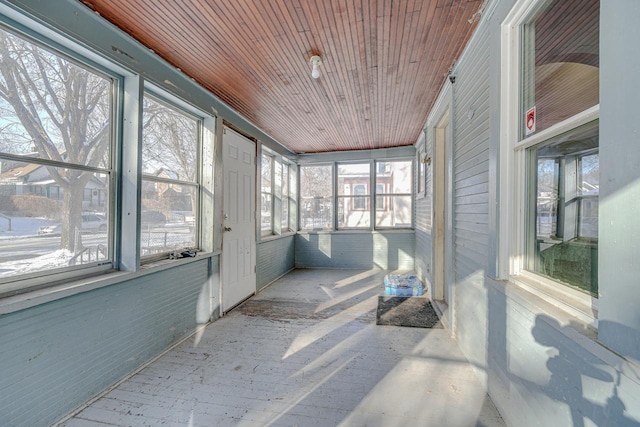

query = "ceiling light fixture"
[{"left": 309, "top": 55, "right": 322, "bottom": 79}]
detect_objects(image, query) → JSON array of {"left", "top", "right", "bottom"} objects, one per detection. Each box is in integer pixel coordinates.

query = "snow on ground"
[
  {"left": 0, "top": 216, "right": 70, "bottom": 277},
  {"left": 0, "top": 249, "right": 73, "bottom": 277}
]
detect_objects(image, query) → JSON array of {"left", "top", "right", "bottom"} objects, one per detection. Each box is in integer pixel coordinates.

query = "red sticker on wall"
[{"left": 525, "top": 106, "right": 536, "bottom": 136}]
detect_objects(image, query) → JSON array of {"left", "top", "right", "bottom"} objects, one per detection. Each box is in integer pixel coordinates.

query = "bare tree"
[
  {"left": 300, "top": 165, "right": 331, "bottom": 197},
  {"left": 142, "top": 97, "right": 197, "bottom": 181},
  {"left": 0, "top": 30, "right": 111, "bottom": 250},
  {"left": 141, "top": 96, "right": 198, "bottom": 215}
]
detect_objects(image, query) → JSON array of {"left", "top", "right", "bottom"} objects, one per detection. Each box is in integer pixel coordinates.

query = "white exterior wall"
[{"left": 416, "top": 0, "right": 640, "bottom": 425}]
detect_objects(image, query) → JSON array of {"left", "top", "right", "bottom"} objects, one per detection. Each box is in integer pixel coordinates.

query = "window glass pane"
[
  {"left": 337, "top": 164, "right": 371, "bottom": 229},
  {"left": 535, "top": 158, "right": 560, "bottom": 237},
  {"left": 375, "top": 161, "right": 412, "bottom": 228},
  {"left": 376, "top": 161, "right": 412, "bottom": 193},
  {"left": 289, "top": 168, "right": 297, "bottom": 231},
  {"left": 141, "top": 181, "right": 196, "bottom": 256},
  {"left": 289, "top": 167, "right": 297, "bottom": 199},
  {"left": 142, "top": 96, "right": 198, "bottom": 182},
  {"left": 301, "top": 197, "right": 333, "bottom": 230},
  {"left": 338, "top": 196, "right": 370, "bottom": 228},
  {"left": 282, "top": 164, "right": 289, "bottom": 230},
  {"left": 375, "top": 195, "right": 412, "bottom": 227},
  {"left": 375, "top": 183, "right": 385, "bottom": 211},
  {"left": 261, "top": 154, "right": 273, "bottom": 235},
  {"left": 274, "top": 158, "right": 282, "bottom": 194},
  {"left": 261, "top": 193, "right": 272, "bottom": 235},
  {"left": 300, "top": 165, "right": 332, "bottom": 229},
  {"left": 521, "top": 0, "right": 599, "bottom": 136},
  {"left": 526, "top": 122, "right": 598, "bottom": 295},
  {"left": 141, "top": 94, "right": 199, "bottom": 256},
  {"left": 0, "top": 29, "right": 112, "bottom": 167},
  {"left": 338, "top": 163, "right": 370, "bottom": 195},
  {"left": 0, "top": 163, "right": 110, "bottom": 279},
  {"left": 578, "top": 153, "right": 599, "bottom": 239},
  {"left": 262, "top": 154, "right": 272, "bottom": 194}
]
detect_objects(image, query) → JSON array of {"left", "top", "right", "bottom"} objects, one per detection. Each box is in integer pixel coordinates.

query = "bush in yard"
[{"left": 10, "top": 195, "right": 61, "bottom": 220}]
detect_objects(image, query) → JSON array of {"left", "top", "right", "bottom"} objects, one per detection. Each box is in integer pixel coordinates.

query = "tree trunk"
[{"left": 61, "top": 183, "right": 85, "bottom": 253}]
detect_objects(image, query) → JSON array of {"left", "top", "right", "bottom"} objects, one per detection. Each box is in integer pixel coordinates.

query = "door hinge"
[{"left": 254, "top": 265, "right": 256, "bottom": 273}]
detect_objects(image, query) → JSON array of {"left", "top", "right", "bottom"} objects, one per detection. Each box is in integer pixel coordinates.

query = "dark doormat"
[{"left": 376, "top": 296, "right": 443, "bottom": 328}]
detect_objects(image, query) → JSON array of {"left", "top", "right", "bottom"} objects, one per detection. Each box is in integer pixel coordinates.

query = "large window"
[
  {"left": 0, "top": 26, "right": 114, "bottom": 290},
  {"left": 337, "top": 163, "right": 370, "bottom": 229},
  {"left": 141, "top": 94, "right": 200, "bottom": 257},
  {"left": 300, "top": 165, "right": 333, "bottom": 230},
  {"left": 510, "top": 0, "right": 599, "bottom": 296},
  {"left": 375, "top": 161, "right": 413, "bottom": 227},
  {"left": 300, "top": 160, "right": 413, "bottom": 231},
  {"left": 0, "top": 15, "right": 220, "bottom": 298},
  {"left": 261, "top": 150, "right": 294, "bottom": 236}
]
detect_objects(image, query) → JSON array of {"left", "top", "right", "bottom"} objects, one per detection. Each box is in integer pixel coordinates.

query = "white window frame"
[{"left": 499, "top": 0, "right": 599, "bottom": 323}]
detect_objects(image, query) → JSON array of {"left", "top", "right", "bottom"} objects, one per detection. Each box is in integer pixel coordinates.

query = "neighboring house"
[
  {"left": 0, "top": 159, "right": 107, "bottom": 209},
  {"left": 141, "top": 167, "right": 193, "bottom": 212}
]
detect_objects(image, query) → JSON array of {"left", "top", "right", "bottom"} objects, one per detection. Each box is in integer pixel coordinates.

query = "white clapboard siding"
[{"left": 448, "top": 16, "right": 492, "bottom": 375}]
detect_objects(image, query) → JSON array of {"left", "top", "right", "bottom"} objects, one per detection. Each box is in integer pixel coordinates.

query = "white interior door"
[{"left": 222, "top": 127, "right": 256, "bottom": 312}]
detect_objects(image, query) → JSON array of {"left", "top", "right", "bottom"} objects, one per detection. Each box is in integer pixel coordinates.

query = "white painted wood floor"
[{"left": 60, "top": 269, "right": 505, "bottom": 427}]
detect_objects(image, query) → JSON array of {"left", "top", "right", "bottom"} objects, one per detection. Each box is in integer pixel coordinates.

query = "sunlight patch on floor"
[
  {"left": 283, "top": 296, "right": 377, "bottom": 359},
  {"left": 333, "top": 269, "right": 382, "bottom": 288},
  {"left": 338, "top": 355, "right": 489, "bottom": 426},
  {"left": 315, "top": 282, "right": 379, "bottom": 313}
]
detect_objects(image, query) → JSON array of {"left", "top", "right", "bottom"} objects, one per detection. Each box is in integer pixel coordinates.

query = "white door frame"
[
  {"left": 430, "top": 85, "right": 455, "bottom": 333},
  {"left": 433, "top": 110, "right": 452, "bottom": 301}
]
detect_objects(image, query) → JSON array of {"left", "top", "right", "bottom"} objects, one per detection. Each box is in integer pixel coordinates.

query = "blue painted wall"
[
  {"left": 295, "top": 231, "right": 414, "bottom": 270},
  {"left": 0, "top": 257, "right": 217, "bottom": 427},
  {"left": 257, "top": 235, "right": 295, "bottom": 290}
]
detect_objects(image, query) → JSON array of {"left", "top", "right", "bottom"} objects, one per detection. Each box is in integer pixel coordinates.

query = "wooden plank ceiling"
[{"left": 79, "top": 0, "right": 481, "bottom": 153}]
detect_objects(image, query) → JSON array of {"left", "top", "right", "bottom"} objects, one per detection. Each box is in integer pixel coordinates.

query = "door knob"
[{"left": 224, "top": 226, "right": 232, "bottom": 232}]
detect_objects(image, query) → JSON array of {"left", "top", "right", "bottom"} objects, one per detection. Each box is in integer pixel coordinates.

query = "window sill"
[
  {"left": 492, "top": 275, "right": 640, "bottom": 376},
  {"left": 0, "top": 251, "right": 220, "bottom": 316},
  {"left": 297, "top": 228, "right": 414, "bottom": 235},
  {"left": 509, "top": 271, "right": 597, "bottom": 327}
]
